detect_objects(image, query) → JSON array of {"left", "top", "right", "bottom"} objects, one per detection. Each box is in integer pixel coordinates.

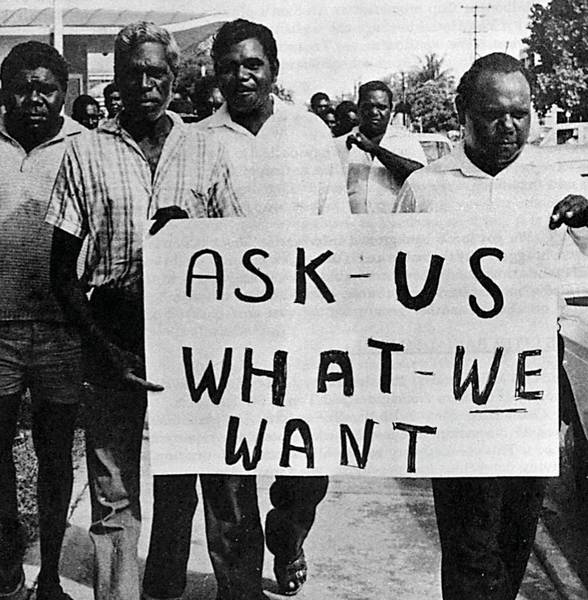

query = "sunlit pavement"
[{"left": 22, "top": 436, "right": 572, "bottom": 600}]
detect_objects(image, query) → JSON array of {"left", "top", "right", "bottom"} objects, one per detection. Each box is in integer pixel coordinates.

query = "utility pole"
[
  {"left": 461, "top": 4, "right": 491, "bottom": 60},
  {"left": 52, "top": 0, "right": 63, "bottom": 54}
]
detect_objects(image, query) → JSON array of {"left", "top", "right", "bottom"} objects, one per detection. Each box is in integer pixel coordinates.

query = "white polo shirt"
[
  {"left": 396, "top": 142, "right": 588, "bottom": 289},
  {"left": 197, "top": 96, "right": 349, "bottom": 217}
]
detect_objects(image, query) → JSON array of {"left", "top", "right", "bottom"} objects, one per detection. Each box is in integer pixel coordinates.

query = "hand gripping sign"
[{"left": 144, "top": 214, "right": 559, "bottom": 477}]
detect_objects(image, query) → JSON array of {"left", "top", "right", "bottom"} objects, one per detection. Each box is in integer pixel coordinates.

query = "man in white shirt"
[
  {"left": 143, "top": 18, "right": 349, "bottom": 600},
  {"left": 397, "top": 52, "right": 587, "bottom": 600},
  {"left": 337, "top": 80, "right": 426, "bottom": 213}
]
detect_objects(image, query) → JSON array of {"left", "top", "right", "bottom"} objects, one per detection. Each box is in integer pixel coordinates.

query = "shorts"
[{"left": 0, "top": 321, "right": 82, "bottom": 404}]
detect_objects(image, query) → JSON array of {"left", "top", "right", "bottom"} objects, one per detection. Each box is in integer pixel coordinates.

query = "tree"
[
  {"left": 381, "top": 53, "right": 458, "bottom": 132},
  {"left": 524, "top": 0, "right": 588, "bottom": 120},
  {"left": 406, "top": 80, "right": 459, "bottom": 132},
  {"left": 272, "top": 83, "right": 295, "bottom": 103},
  {"left": 410, "top": 53, "right": 453, "bottom": 86}
]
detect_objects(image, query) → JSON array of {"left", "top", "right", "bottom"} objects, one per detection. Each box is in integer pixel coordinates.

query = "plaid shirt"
[{"left": 46, "top": 111, "right": 241, "bottom": 290}]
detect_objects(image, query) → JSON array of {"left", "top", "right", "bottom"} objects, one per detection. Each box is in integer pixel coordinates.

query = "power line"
[{"left": 461, "top": 4, "right": 492, "bottom": 60}]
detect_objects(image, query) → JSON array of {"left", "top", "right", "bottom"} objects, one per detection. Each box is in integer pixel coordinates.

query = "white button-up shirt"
[
  {"left": 336, "top": 125, "right": 427, "bottom": 214},
  {"left": 197, "top": 96, "right": 349, "bottom": 217},
  {"left": 396, "top": 142, "right": 588, "bottom": 293}
]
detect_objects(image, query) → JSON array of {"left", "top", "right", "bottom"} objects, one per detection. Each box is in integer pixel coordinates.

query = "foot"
[
  {"left": 273, "top": 551, "right": 307, "bottom": 596},
  {"left": 35, "top": 581, "right": 74, "bottom": 600}
]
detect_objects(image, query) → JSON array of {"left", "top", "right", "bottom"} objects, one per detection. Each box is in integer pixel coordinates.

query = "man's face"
[
  {"left": 324, "top": 111, "right": 336, "bottom": 133},
  {"left": 116, "top": 42, "right": 173, "bottom": 122},
  {"left": 105, "top": 90, "right": 122, "bottom": 118},
  {"left": 359, "top": 90, "right": 391, "bottom": 138},
  {"left": 80, "top": 103, "right": 100, "bottom": 129},
  {"left": 215, "top": 38, "right": 275, "bottom": 115},
  {"left": 313, "top": 98, "right": 330, "bottom": 117},
  {"left": 4, "top": 66, "right": 65, "bottom": 144},
  {"left": 460, "top": 70, "right": 531, "bottom": 175},
  {"left": 345, "top": 110, "right": 359, "bottom": 128}
]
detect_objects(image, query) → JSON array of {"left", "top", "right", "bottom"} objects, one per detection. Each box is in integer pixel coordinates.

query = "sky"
[{"left": 20, "top": 0, "right": 544, "bottom": 103}]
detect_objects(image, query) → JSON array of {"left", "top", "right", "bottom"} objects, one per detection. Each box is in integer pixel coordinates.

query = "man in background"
[
  {"left": 102, "top": 81, "right": 122, "bottom": 119},
  {"left": 309, "top": 91, "right": 331, "bottom": 123},
  {"left": 337, "top": 80, "right": 426, "bottom": 213},
  {"left": 71, "top": 94, "right": 100, "bottom": 130},
  {"left": 332, "top": 100, "right": 358, "bottom": 137}
]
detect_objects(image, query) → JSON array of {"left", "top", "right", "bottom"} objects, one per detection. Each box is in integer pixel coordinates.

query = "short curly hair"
[
  {"left": 114, "top": 21, "right": 180, "bottom": 79},
  {"left": 1, "top": 41, "right": 68, "bottom": 91},
  {"left": 211, "top": 19, "right": 279, "bottom": 78},
  {"left": 457, "top": 53, "right": 532, "bottom": 108},
  {"left": 358, "top": 81, "right": 393, "bottom": 108},
  {"left": 72, "top": 94, "right": 99, "bottom": 122}
]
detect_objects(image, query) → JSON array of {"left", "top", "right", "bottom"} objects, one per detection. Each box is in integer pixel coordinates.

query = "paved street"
[{"left": 19, "top": 433, "right": 569, "bottom": 600}]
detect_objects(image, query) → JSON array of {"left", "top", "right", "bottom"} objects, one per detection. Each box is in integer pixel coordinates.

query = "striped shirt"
[
  {"left": 46, "top": 111, "right": 242, "bottom": 291},
  {"left": 0, "top": 115, "right": 84, "bottom": 321}
]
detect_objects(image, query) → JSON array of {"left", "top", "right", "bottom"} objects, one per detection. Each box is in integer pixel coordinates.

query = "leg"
[
  {"left": 265, "top": 476, "right": 328, "bottom": 595},
  {"left": 200, "top": 475, "right": 264, "bottom": 600},
  {"left": 0, "top": 393, "right": 25, "bottom": 594},
  {"left": 432, "top": 477, "right": 510, "bottom": 600},
  {"left": 0, "top": 323, "right": 29, "bottom": 594},
  {"left": 499, "top": 477, "right": 546, "bottom": 600},
  {"left": 28, "top": 321, "right": 82, "bottom": 598},
  {"left": 31, "top": 401, "right": 77, "bottom": 595},
  {"left": 142, "top": 474, "right": 198, "bottom": 600},
  {"left": 84, "top": 383, "right": 146, "bottom": 600},
  {"left": 265, "top": 475, "right": 328, "bottom": 562}
]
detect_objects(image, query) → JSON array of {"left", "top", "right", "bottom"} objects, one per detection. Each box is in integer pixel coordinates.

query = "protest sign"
[{"left": 144, "top": 214, "right": 559, "bottom": 477}]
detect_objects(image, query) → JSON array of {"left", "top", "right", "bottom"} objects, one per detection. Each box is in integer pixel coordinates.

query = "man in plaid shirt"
[{"left": 47, "top": 21, "right": 240, "bottom": 600}]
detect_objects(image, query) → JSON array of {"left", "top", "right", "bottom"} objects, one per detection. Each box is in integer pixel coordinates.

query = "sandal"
[{"left": 274, "top": 550, "right": 307, "bottom": 596}]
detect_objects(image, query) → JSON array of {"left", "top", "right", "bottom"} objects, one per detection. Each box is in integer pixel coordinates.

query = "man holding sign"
[
  {"left": 142, "top": 18, "right": 349, "bottom": 600},
  {"left": 47, "top": 21, "right": 240, "bottom": 600},
  {"left": 397, "top": 53, "right": 587, "bottom": 600}
]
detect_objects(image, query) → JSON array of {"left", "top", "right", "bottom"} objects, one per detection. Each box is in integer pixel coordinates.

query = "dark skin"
[
  {"left": 50, "top": 42, "right": 186, "bottom": 392},
  {"left": 453, "top": 70, "right": 588, "bottom": 230},
  {"left": 550, "top": 195, "right": 588, "bottom": 230},
  {"left": 215, "top": 37, "right": 277, "bottom": 136},
  {"left": 347, "top": 89, "right": 423, "bottom": 184},
  {"left": 4, "top": 66, "right": 65, "bottom": 153},
  {"left": 346, "top": 130, "right": 424, "bottom": 183}
]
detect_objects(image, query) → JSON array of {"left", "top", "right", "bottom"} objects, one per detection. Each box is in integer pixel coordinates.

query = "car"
[
  {"left": 531, "top": 122, "right": 588, "bottom": 147},
  {"left": 556, "top": 235, "right": 588, "bottom": 503},
  {"left": 414, "top": 132, "right": 453, "bottom": 164},
  {"left": 521, "top": 143, "right": 588, "bottom": 178}
]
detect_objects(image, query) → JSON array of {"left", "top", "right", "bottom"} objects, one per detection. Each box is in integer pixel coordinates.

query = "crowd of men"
[{"left": 2, "top": 14, "right": 588, "bottom": 600}]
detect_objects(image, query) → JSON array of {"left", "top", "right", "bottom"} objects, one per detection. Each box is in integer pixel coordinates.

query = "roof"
[
  {"left": 0, "top": 8, "right": 227, "bottom": 37},
  {"left": 0, "top": 8, "right": 217, "bottom": 27}
]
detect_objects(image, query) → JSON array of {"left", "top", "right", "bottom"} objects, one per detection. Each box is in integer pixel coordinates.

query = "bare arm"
[
  {"left": 347, "top": 131, "right": 424, "bottom": 185},
  {"left": 50, "top": 228, "right": 163, "bottom": 391}
]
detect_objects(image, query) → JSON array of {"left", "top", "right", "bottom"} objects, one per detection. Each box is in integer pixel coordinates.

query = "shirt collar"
[
  {"left": 203, "top": 94, "right": 284, "bottom": 135},
  {"left": 98, "top": 109, "right": 184, "bottom": 136},
  {"left": 0, "top": 113, "right": 83, "bottom": 147},
  {"left": 435, "top": 141, "right": 528, "bottom": 179}
]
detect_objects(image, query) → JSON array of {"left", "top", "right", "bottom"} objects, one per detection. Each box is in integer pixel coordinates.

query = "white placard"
[{"left": 144, "top": 214, "right": 559, "bottom": 477}]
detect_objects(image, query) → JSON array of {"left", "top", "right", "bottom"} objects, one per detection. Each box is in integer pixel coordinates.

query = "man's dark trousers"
[
  {"left": 143, "top": 474, "right": 328, "bottom": 600},
  {"left": 432, "top": 476, "right": 546, "bottom": 600}
]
